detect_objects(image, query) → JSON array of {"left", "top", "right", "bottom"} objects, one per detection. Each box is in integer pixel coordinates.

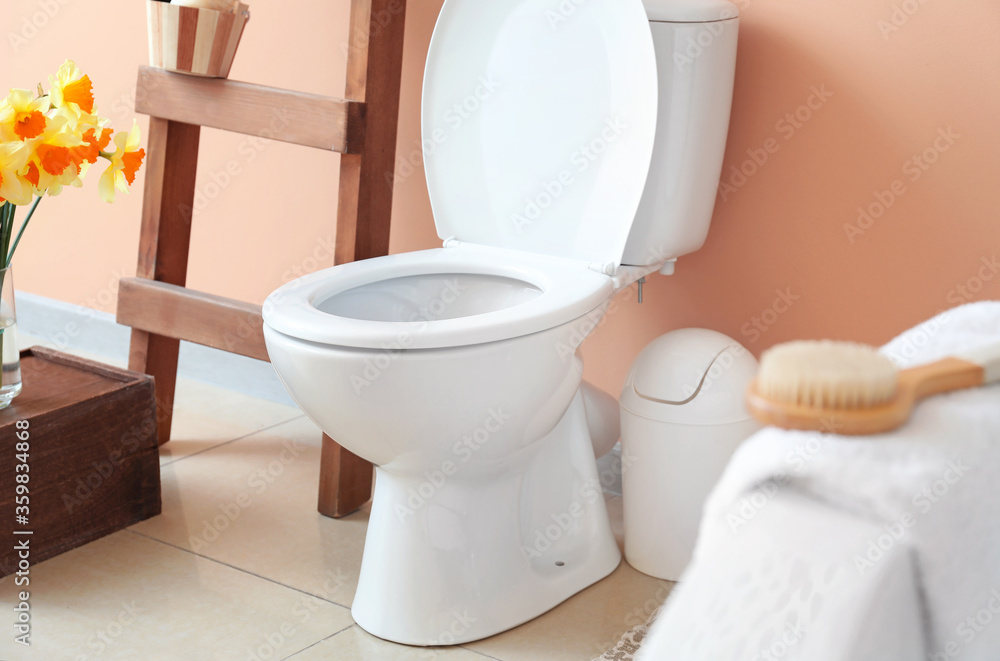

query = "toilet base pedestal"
[{"left": 350, "top": 389, "right": 621, "bottom": 645}]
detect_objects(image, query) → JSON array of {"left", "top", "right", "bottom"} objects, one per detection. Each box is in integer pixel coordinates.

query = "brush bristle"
[{"left": 757, "top": 340, "right": 898, "bottom": 409}]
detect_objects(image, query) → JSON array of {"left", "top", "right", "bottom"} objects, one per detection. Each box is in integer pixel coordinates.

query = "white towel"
[{"left": 641, "top": 302, "right": 1000, "bottom": 660}]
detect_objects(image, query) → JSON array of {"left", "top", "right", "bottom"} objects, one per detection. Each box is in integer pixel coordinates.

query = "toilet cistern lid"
[{"left": 421, "top": 0, "right": 658, "bottom": 268}]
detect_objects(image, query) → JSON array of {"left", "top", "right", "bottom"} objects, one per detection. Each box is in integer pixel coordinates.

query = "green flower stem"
[
  {"left": 0, "top": 202, "right": 12, "bottom": 373},
  {"left": 0, "top": 203, "right": 13, "bottom": 270},
  {"left": 0, "top": 196, "right": 41, "bottom": 380},
  {"left": 5, "top": 196, "right": 41, "bottom": 268}
]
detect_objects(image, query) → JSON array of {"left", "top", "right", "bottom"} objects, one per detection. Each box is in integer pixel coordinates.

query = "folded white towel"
[{"left": 641, "top": 302, "right": 1000, "bottom": 660}]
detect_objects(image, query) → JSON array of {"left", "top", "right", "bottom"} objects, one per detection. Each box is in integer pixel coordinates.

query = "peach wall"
[{"left": 2, "top": 0, "right": 998, "bottom": 399}]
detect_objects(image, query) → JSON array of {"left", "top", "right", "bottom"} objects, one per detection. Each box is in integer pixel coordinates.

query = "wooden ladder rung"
[
  {"left": 117, "top": 277, "right": 268, "bottom": 362},
  {"left": 135, "top": 66, "right": 366, "bottom": 153}
]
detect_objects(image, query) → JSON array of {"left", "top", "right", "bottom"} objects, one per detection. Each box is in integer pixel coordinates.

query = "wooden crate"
[{"left": 0, "top": 348, "right": 160, "bottom": 577}]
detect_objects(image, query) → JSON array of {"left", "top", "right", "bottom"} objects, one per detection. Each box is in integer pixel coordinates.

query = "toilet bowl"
[{"left": 263, "top": 0, "right": 739, "bottom": 645}]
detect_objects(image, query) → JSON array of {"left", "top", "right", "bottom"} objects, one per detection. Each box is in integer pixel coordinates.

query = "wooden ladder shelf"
[{"left": 116, "top": 0, "right": 407, "bottom": 518}]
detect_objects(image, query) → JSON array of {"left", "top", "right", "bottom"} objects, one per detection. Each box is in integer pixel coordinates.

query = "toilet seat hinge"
[
  {"left": 442, "top": 237, "right": 461, "bottom": 248},
  {"left": 588, "top": 261, "right": 617, "bottom": 277}
]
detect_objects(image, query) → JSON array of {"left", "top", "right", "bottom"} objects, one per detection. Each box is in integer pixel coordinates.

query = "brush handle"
[
  {"left": 902, "top": 358, "right": 984, "bottom": 402},
  {"left": 956, "top": 341, "right": 1000, "bottom": 385}
]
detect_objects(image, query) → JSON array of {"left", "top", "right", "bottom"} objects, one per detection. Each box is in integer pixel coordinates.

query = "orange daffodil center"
[
  {"left": 15, "top": 111, "right": 46, "bottom": 141},
  {"left": 49, "top": 61, "right": 94, "bottom": 117},
  {"left": 0, "top": 59, "right": 143, "bottom": 205},
  {"left": 0, "top": 89, "right": 49, "bottom": 143}
]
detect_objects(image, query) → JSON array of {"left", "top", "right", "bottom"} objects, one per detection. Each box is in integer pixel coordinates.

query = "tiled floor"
[{"left": 0, "top": 339, "right": 672, "bottom": 661}]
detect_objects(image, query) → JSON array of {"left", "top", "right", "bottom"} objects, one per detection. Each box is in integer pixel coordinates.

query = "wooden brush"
[{"left": 746, "top": 340, "right": 1000, "bottom": 435}]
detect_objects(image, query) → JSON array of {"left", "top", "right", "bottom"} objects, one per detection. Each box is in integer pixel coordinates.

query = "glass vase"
[{"left": 0, "top": 266, "right": 21, "bottom": 408}]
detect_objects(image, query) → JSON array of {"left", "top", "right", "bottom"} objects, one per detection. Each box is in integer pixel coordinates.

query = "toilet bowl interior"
[{"left": 316, "top": 272, "right": 543, "bottom": 323}]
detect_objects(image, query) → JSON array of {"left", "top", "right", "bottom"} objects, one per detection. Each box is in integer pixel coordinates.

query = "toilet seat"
[{"left": 262, "top": 243, "right": 614, "bottom": 350}]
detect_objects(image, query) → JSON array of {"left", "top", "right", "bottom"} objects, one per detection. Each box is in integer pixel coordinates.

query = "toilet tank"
[{"left": 620, "top": 0, "right": 739, "bottom": 266}]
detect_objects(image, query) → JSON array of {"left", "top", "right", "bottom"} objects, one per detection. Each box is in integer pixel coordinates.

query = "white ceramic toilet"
[{"left": 263, "top": 0, "right": 739, "bottom": 646}]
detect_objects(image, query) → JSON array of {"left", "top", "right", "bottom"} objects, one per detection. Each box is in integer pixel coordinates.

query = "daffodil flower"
[
  {"left": 0, "top": 142, "right": 32, "bottom": 206},
  {"left": 48, "top": 60, "right": 95, "bottom": 119},
  {"left": 0, "top": 89, "right": 50, "bottom": 143},
  {"left": 1, "top": 59, "right": 143, "bottom": 268},
  {"left": 99, "top": 120, "right": 145, "bottom": 203},
  {"left": 24, "top": 113, "right": 87, "bottom": 197}
]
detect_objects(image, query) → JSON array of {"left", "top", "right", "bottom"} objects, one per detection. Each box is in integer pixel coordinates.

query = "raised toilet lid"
[{"left": 422, "top": 0, "right": 658, "bottom": 269}]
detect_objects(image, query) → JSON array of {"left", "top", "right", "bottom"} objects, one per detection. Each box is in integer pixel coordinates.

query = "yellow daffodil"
[
  {"left": 48, "top": 60, "right": 95, "bottom": 120},
  {"left": 24, "top": 113, "right": 87, "bottom": 197},
  {"left": 0, "top": 142, "right": 32, "bottom": 206},
  {"left": 99, "top": 120, "right": 145, "bottom": 203},
  {"left": 0, "top": 89, "right": 50, "bottom": 143},
  {"left": 1, "top": 60, "right": 143, "bottom": 268}
]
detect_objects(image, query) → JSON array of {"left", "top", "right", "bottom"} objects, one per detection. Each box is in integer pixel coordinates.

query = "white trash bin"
[{"left": 619, "top": 328, "right": 761, "bottom": 581}]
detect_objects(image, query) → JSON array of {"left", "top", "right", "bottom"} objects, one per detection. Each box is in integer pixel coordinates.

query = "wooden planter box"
[{"left": 0, "top": 348, "right": 160, "bottom": 577}]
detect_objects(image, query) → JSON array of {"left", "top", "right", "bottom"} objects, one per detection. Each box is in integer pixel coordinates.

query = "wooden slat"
[
  {"left": 129, "top": 118, "right": 201, "bottom": 445},
  {"left": 135, "top": 66, "right": 366, "bottom": 153},
  {"left": 117, "top": 278, "right": 268, "bottom": 362},
  {"left": 334, "top": 0, "right": 406, "bottom": 263},
  {"left": 319, "top": 0, "right": 408, "bottom": 518}
]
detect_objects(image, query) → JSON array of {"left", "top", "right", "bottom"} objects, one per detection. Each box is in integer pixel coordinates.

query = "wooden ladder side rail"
[
  {"left": 322, "top": 0, "right": 407, "bottom": 519},
  {"left": 118, "top": 0, "right": 408, "bottom": 519},
  {"left": 126, "top": 116, "right": 200, "bottom": 458}
]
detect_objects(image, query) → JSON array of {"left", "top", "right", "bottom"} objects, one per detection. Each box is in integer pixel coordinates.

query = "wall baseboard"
[{"left": 16, "top": 291, "right": 295, "bottom": 406}]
